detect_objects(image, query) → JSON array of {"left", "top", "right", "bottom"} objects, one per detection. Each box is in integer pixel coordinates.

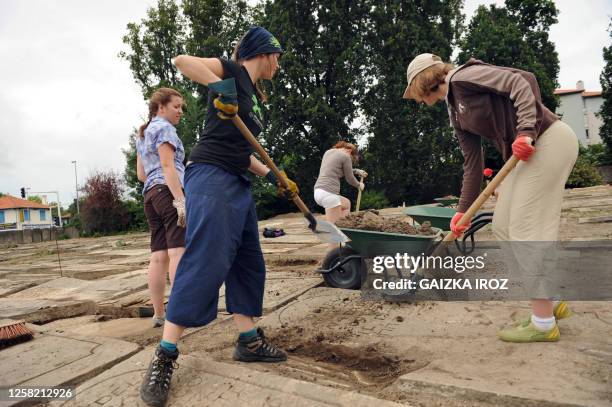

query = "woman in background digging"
[
  {"left": 136, "top": 87, "right": 186, "bottom": 329},
  {"left": 314, "top": 141, "right": 366, "bottom": 224},
  {"left": 403, "top": 53, "right": 578, "bottom": 343}
]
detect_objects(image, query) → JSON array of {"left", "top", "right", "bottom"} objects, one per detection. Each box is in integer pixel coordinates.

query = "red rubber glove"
[
  {"left": 512, "top": 135, "right": 535, "bottom": 161},
  {"left": 450, "top": 212, "right": 471, "bottom": 237}
]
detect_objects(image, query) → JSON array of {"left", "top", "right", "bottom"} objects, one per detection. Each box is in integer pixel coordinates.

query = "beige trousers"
[
  {"left": 492, "top": 120, "right": 578, "bottom": 298},
  {"left": 492, "top": 120, "right": 579, "bottom": 241}
]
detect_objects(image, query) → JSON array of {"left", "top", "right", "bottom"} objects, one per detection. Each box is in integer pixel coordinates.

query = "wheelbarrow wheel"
[{"left": 321, "top": 246, "right": 363, "bottom": 290}]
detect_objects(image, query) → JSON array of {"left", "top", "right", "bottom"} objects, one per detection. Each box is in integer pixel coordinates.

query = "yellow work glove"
[{"left": 266, "top": 170, "right": 299, "bottom": 200}]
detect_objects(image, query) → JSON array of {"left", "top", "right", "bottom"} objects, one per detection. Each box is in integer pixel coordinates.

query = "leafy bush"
[
  {"left": 359, "top": 190, "right": 390, "bottom": 210},
  {"left": 81, "top": 171, "right": 129, "bottom": 235},
  {"left": 566, "top": 149, "right": 604, "bottom": 188},
  {"left": 250, "top": 174, "right": 295, "bottom": 220},
  {"left": 65, "top": 213, "right": 82, "bottom": 230},
  {"left": 124, "top": 199, "right": 148, "bottom": 231},
  {"left": 582, "top": 143, "right": 609, "bottom": 166}
]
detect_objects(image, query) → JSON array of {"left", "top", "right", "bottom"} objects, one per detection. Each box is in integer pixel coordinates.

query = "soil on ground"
[
  {"left": 337, "top": 210, "right": 435, "bottom": 235},
  {"left": 177, "top": 295, "right": 437, "bottom": 402}
]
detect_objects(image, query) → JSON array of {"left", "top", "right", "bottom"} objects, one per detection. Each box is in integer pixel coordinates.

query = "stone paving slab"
[
  {"left": 0, "top": 298, "right": 96, "bottom": 324},
  {"left": 0, "top": 279, "right": 37, "bottom": 297},
  {"left": 9, "top": 273, "right": 147, "bottom": 303},
  {"left": 260, "top": 288, "right": 612, "bottom": 407},
  {"left": 0, "top": 332, "right": 140, "bottom": 406},
  {"left": 38, "top": 316, "right": 153, "bottom": 339},
  {"left": 261, "top": 246, "right": 299, "bottom": 254},
  {"left": 95, "top": 271, "right": 320, "bottom": 318},
  {"left": 263, "top": 244, "right": 327, "bottom": 265},
  {"left": 218, "top": 272, "right": 321, "bottom": 313},
  {"left": 50, "top": 263, "right": 138, "bottom": 280},
  {"left": 262, "top": 233, "right": 321, "bottom": 244},
  {"left": 48, "top": 349, "right": 405, "bottom": 407},
  {"left": 109, "top": 249, "right": 150, "bottom": 257},
  {"left": 38, "top": 313, "right": 232, "bottom": 342}
]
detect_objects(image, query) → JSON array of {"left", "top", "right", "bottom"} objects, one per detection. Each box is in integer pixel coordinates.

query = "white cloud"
[
  {"left": 463, "top": 0, "right": 611, "bottom": 90},
  {"left": 0, "top": 0, "right": 155, "bottom": 206}
]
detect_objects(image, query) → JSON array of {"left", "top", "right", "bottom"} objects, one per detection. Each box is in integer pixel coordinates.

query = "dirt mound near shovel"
[{"left": 336, "top": 210, "right": 435, "bottom": 235}]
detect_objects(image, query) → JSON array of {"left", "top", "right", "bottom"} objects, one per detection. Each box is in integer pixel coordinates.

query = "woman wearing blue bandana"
[{"left": 140, "top": 26, "right": 298, "bottom": 407}]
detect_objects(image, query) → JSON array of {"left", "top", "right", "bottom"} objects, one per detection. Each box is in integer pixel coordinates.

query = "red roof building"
[{"left": 0, "top": 195, "right": 52, "bottom": 231}]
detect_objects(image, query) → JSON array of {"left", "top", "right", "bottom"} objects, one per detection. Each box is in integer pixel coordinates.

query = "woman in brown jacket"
[{"left": 403, "top": 53, "right": 578, "bottom": 343}]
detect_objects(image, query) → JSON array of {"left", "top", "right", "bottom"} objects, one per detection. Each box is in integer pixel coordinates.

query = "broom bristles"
[{"left": 0, "top": 320, "right": 34, "bottom": 349}]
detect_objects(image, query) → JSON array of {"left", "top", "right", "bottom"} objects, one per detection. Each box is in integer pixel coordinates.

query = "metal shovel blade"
[{"left": 305, "top": 218, "right": 350, "bottom": 244}]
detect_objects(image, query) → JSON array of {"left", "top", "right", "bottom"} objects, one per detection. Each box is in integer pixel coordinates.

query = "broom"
[{"left": 0, "top": 319, "right": 34, "bottom": 349}]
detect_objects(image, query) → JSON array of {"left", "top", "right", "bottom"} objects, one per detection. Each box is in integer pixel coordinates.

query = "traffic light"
[{"left": 20, "top": 187, "right": 26, "bottom": 199}]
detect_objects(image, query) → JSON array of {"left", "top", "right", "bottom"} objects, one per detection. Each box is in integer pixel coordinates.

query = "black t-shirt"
[{"left": 188, "top": 58, "right": 266, "bottom": 174}]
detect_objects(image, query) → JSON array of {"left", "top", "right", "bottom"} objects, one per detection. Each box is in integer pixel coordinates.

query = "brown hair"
[
  {"left": 407, "top": 56, "right": 454, "bottom": 100},
  {"left": 333, "top": 141, "right": 359, "bottom": 161},
  {"left": 232, "top": 39, "right": 269, "bottom": 103},
  {"left": 139, "top": 87, "right": 183, "bottom": 138}
]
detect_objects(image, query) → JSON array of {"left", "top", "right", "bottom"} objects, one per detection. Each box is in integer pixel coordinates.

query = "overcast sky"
[{"left": 1, "top": 0, "right": 610, "bottom": 207}]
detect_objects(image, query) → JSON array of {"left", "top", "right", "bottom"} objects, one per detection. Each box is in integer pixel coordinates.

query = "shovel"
[
  {"left": 381, "top": 155, "right": 520, "bottom": 300},
  {"left": 355, "top": 175, "right": 365, "bottom": 212},
  {"left": 229, "top": 115, "right": 349, "bottom": 244},
  {"left": 417, "top": 155, "right": 519, "bottom": 271}
]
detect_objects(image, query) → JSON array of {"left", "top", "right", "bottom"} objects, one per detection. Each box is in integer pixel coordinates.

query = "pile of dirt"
[
  {"left": 271, "top": 325, "right": 424, "bottom": 388},
  {"left": 336, "top": 210, "right": 435, "bottom": 235}
]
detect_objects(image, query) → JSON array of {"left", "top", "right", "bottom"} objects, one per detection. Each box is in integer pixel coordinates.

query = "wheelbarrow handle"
[{"left": 443, "top": 155, "right": 519, "bottom": 243}]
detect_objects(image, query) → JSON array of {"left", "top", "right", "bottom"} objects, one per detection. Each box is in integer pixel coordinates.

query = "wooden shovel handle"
[
  {"left": 355, "top": 175, "right": 364, "bottom": 212},
  {"left": 230, "top": 116, "right": 313, "bottom": 219},
  {"left": 443, "top": 155, "right": 520, "bottom": 242}
]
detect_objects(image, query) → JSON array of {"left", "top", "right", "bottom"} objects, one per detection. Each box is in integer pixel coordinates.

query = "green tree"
[
  {"left": 458, "top": 0, "right": 560, "bottom": 111},
  {"left": 362, "top": 0, "right": 465, "bottom": 206},
  {"left": 257, "top": 0, "right": 373, "bottom": 208},
  {"left": 457, "top": 0, "right": 560, "bottom": 172},
  {"left": 80, "top": 171, "right": 129, "bottom": 235},
  {"left": 566, "top": 146, "right": 604, "bottom": 188},
  {"left": 120, "top": 0, "right": 256, "bottom": 200},
  {"left": 27, "top": 195, "right": 42, "bottom": 204},
  {"left": 599, "top": 19, "right": 612, "bottom": 164}
]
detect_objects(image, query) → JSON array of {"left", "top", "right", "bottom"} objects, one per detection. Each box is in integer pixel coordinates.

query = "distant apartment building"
[
  {"left": 555, "top": 81, "right": 603, "bottom": 145},
  {"left": 0, "top": 195, "right": 53, "bottom": 231}
]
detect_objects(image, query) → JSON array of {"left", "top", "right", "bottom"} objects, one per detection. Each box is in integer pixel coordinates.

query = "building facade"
[
  {"left": 0, "top": 195, "right": 53, "bottom": 231},
  {"left": 555, "top": 81, "right": 603, "bottom": 145}
]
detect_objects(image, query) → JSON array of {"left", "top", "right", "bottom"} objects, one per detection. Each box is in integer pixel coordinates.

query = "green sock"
[
  {"left": 239, "top": 328, "right": 258, "bottom": 340},
  {"left": 160, "top": 339, "right": 177, "bottom": 353}
]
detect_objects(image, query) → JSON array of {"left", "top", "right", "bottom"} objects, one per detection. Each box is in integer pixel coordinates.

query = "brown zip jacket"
[{"left": 445, "top": 59, "right": 558, "bottom": 213}]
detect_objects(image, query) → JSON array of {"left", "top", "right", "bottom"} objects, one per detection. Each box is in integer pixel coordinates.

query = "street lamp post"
[{"left": 71, "top": 160, "right": 80, "bottom": 214}]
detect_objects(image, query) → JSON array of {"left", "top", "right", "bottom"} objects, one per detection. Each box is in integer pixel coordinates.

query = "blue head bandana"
[{"left": 236, "top": 26, "right": 283, "bottom": 60}]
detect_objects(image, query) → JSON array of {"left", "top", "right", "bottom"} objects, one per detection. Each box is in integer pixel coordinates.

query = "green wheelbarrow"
[
  {"left": 405, "top": 205, "right": 494, "bottom": 235},
  {"left": 405, "top": 205, "right": 495, "bottom": 258},
  {"left": 317, "top": 211, "right": 494, "bottom": 290},
  {"left": 316, "top": 227, "right": 443, "bottom": 290},
  {"left": 404, "top": 205, "right": 457, "bottom": 230},
  {"left": 433, "top": 196, "right": 460, "bottom": 207}
]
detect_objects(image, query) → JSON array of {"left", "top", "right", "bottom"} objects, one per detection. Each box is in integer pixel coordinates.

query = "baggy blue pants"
[{"left": 166, "top": 163, "right": 266, "bottom": 327}]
